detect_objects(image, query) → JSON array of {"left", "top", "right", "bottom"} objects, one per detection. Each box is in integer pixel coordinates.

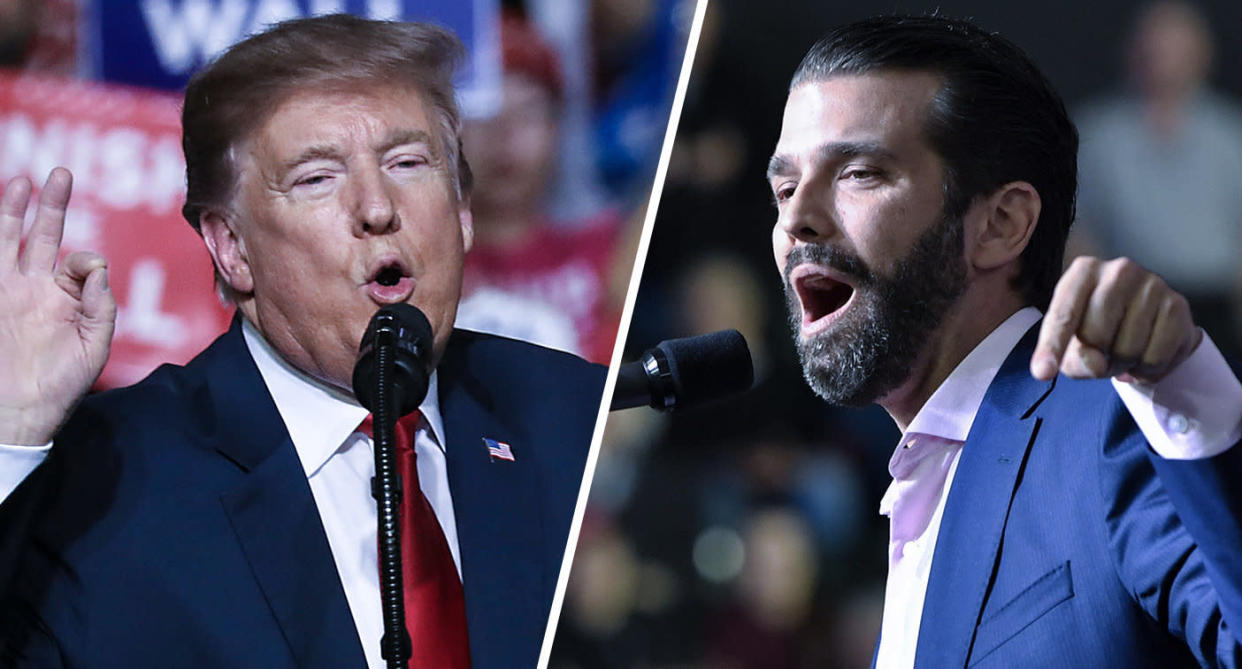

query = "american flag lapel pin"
[{"left": 484, "top": 437, "right": 516, "bottom": 462}]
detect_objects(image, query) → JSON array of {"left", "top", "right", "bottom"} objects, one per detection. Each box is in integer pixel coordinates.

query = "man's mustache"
[{"left": 782, "top": 244, "right": 877, "bottom": 288}]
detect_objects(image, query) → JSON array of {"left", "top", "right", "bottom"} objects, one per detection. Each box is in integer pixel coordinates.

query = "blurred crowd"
[
  {"left": 0, "top": 0, "right": 76, "bottom": 75},
  {"left": 455, "top": 0, "right": 685, "bottom": 364},
  {"left": 551, "top": 1, "right": 1242, "bottom": 667},
  {"left": 456, "top": 0, "right": 691, "bottom": 364},
  {"left": 1074, "top": 0, "right": 1242, "bottom": 361}
]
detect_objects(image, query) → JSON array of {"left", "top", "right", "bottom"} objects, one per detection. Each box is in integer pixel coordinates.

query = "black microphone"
[
  {"left": 611, "top": 329, "right": 754, "bottom": 411},
  {"left": 350, "top": 303, "right": 433, "bottom": 668},
  {"left": 352, "top": 303, "right": 433, "bottom": 415}
]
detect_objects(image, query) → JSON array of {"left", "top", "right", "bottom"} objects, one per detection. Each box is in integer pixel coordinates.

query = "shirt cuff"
[
  {"left": 1113, "top": 332, "right": 1242, "bottom": 460},
  {"left": 0, "top": 441, "right": 51, "bottom": 504}
]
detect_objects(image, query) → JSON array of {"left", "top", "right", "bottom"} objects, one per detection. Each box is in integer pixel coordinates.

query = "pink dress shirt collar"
[{"left": 902, "top": 307, "right": 1043, "bottom": 444}]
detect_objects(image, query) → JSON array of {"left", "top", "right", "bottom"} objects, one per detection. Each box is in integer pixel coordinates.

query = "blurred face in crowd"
[
  {"left": 1129, "top": 1, "right": 1211, "bottom": 98},
  {"left": 206, "top": 83, "right": 473, "bottom": 392},
  {"left": 462, "top": 72, "right": 559, "bottom": 218},
  {"left": 768, "top": 72, "right": 967, "bottom": 406},
  {"left": 0, "top": 0, "right": 34, "bottom": 65}
]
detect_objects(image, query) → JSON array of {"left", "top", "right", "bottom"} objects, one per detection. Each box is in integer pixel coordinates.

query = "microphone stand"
[
  {"left": 371, "top": 328, "right": 411, "bottom": 669},
  {"left": 355, "top": 304, "right": 433, "bottom": 669}
]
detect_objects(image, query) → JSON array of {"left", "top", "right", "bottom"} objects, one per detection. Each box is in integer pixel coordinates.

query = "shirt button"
[{"left": 1168, "top": 413, "right": 1190, "bottom": 434}]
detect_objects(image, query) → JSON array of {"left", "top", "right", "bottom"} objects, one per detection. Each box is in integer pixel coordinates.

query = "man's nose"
[
  {"left": 350, "top": 165, "right": 399, "bottom": 235},
  {"left": 778, "top": 180, "right": 838, "bottom": 244}
]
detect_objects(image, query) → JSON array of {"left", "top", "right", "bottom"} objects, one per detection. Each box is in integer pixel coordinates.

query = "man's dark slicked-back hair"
[
  {"left": 181, "top": 14, "right": 473, "bottom": 233},
  {"left": 792, "top": 15, "right": 1078, "bottom": 310}
]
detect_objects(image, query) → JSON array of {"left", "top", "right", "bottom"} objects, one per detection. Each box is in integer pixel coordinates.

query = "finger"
[
  {"left": 1132, "top": 294, "right": 1195, "bottom": 382},
  {"left": 0, "top": 176, "right": 33, "bottom": 270},
  {"left": 19, "top": 168, "right": 73, "bottom": 275},
  {"left": 1076, "top": 258, "right": 1143, "bottom": 353},
  {"left": 1060, "top": 335, "right": 1108, "bottom": 378},
  {"left": 80, "top": 264, "right": 116, "bottom": 338},
  {"left": 1108, "top": 275, "right": 1162, "bottom": 371},
  {"left": 1032, "top": 257, "right": 1098, "bottom": 380},
  {"left": 54, "top": 251, "right": 109, "bottom": 301}
]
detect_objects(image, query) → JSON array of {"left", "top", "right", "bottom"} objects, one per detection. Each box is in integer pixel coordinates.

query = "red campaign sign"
[{"left": 0, "top": 71, "right": 233, "bottom": 389}]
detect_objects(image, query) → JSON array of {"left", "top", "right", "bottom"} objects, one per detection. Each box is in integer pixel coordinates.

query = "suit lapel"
[
  {"left": 438, "top": 339, "right": 547, "bottom": 665},
  {"left": 219, "top": 445, "right": 367, "bottom": 667},
  {"left": 915, "top": 326, "right": 1054, "bottom": 668},
  {"left": 197, "top": 319, "right": 367, "bottom": 667}
]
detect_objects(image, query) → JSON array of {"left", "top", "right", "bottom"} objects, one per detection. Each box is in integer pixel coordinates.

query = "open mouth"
[
  {"left": 374, "top": 264, "right": 404, "bottom": 287},
  {"left": 365, "top": 258, "right": 415, "bottom": 304},
  {"left": 792, "top": 266, "right": 856, "bottom": 332}
]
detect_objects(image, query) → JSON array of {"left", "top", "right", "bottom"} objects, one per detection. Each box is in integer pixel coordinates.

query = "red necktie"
[{"left": 360, "top": 413, "right": 472, "bottom": 668}]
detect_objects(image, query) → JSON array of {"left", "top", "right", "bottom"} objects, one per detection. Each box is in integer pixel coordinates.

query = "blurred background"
[
  {"left": 551, "top": 1, "right": 1242, "bottom": 667},
  {"left": 0, "top": 0, "right": 689, "bottom": 384}
]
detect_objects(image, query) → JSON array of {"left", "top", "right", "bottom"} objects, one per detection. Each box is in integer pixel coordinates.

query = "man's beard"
[{"left": 783, "top": 212, "right": 967, "bottom": 407}]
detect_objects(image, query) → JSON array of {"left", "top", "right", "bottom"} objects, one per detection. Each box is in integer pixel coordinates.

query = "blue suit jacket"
[
  {"left": 898, "top": 326, "right": 1242, "bottom": 667},
  {"left": 0, "top": 320, "right": 604, "bottom": 667}
]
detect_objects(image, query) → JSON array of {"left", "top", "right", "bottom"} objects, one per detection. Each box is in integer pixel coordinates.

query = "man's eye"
[
  {"left": 391, "top": 156, "right": 429, "bottom": 170},
  {"left": 295, "top": 174, "right": 331, "bottom": 187},
  {"left": 772, "top": 183, "right": 796, "bottom": 204},
  {"left": 842, "top": 168, "right": 881, "bottom": 181}
]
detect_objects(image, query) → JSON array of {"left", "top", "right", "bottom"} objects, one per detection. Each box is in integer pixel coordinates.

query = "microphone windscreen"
[
  {"left": 353, "top": 304, "right": 434, "bottom": 415},
  {"left": 380, "top": 303, "right": 434, "bottom": 355},
  {"left": 655, "top": 329, "right": 753, "bottom": 409}
]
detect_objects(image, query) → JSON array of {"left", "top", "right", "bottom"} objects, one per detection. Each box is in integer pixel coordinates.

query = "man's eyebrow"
[
  {"left": 280, "top": 130, "right": 439, "bottom": 172},
  {"left": 766, "top": 141, "right": 897, "bottom": 181},
  {"left": 824, "top": 141, "right": 895, "bottom": 162},
  {"left": 377, "top": 129, "right": 437, "bottom": 154},
  {"left": 282, "top": 145, "right": 343, "bottom": 172},
  {"left": 767, "top": 154, "right": 795, "bottom": 181}
]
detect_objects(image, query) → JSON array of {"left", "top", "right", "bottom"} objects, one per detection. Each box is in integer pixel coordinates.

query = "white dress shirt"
[
  {"left": 0, "top": 320, "right": 463, "bottom": 669},
  {"left": 241, "top": 320, "right": 463, "bottom": 669},
  {"left": 874, "top": 307, "right": 1242, "bottom": 669}
]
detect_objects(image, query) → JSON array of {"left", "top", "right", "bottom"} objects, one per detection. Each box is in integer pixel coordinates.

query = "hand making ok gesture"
[{"left": 0, "top": 168, "right": 115, "bottom": 445}]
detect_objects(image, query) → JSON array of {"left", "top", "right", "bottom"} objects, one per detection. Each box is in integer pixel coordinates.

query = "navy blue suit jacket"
[
  {"left": 898, "top": 325, "right": 1242, "bottom": 667},
  {"left": 0, "top": 320, "right": 604, "bottom": 667}
]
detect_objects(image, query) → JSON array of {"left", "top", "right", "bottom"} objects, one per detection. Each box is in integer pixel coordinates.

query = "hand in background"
[
  {"left": 1031, "top": 256, "right": 1200, "bottom": 384},
  {"left": 0, "top": 168, "right": 115, "bottom": 445}
]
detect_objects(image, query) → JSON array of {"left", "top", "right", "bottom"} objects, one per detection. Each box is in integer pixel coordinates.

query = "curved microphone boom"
[
  {"left": 611, "top": 329, "right": 754, "bottom": 411},
  {"left": 351, "top": 303, "right": 433, "bottom": 669}
]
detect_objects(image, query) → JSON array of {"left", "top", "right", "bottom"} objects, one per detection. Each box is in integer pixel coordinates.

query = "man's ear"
[
  {"left": 199, "top": 209, "right": 254, "bottom": 294},
  {"left": 967, "top": 181, "right": 1041, "bottom": 272},
  {"left": 458, "top": 201, "right": 474, "bottom": 254}
]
